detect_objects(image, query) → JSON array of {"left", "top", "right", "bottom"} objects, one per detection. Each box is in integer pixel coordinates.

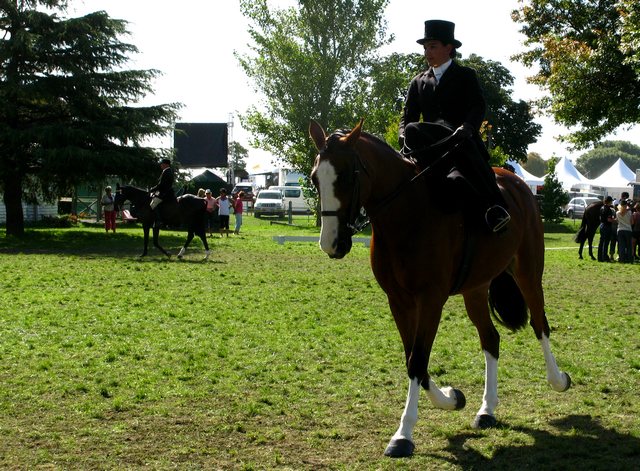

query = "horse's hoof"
[
  {"left": 561, "top": 372, "right": 571, "bottom": 392},
  {"left": 453, "top": 388, "right": 466, "bottom": 410},
  {"left": 384, "top": 438, "right": 415, "bottom": 458},
  {"left": 472, "top": 414, "right": 497, "bottom": 429}
]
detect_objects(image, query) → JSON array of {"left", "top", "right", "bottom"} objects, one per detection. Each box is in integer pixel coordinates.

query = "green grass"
[{"left": 0, "top": 216, "right": 638, "bottom": 469}]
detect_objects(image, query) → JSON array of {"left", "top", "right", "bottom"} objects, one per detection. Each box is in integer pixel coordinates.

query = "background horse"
[
  {"left": 309, "top": 119, "right": 570, "bottom": 458},
  {"left": 574, "top": 200, "right": 604, "bottom": 260},
  {"left": 114, "top": 185, "right": 210, "bottom": 258}
]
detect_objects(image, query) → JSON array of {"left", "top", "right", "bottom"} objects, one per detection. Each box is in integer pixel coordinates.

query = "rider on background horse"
[
  {"left": 398, "top": 20, "right": 510, "bottom": 233},
  {"left": 149, "top": 158, "right": 176, "bottom": 227}
]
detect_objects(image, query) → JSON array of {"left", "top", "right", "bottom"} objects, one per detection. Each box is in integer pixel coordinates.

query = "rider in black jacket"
[{"left": 399, "top": 20, "right": 510, "bottom": 233}]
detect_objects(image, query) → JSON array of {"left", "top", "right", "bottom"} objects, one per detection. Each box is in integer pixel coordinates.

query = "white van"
[{"left": 269, "top": 186, "right": 312, "bottom": 214}]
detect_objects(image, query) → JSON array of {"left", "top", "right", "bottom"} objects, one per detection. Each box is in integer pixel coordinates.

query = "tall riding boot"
[{"left": 457, "top": 141, "right": 510, "bottom": 233}]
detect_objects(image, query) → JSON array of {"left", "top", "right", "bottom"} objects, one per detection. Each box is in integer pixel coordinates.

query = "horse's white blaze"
[
  {"left": 540, "top": 334, "right": 569, "bottom": 391},
  {"left": 392, "top": 377, "right": 420, "bottom": 442},
  {"left": 425, "top": 378, "right": 459, "bottom": 410},
  {"left": 477, "top": 350, "right": 499, "bottom": 417},
  {"left": 316, "top": 160, "right": 341, "bottom": 255}
]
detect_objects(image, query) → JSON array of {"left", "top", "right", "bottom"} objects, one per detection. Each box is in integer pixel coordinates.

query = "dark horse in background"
[
  {"left": 574, "top": 201, "right": 604, "bottom": 260},
  {"left": 309, "top": 119, "right": 570, "bottom": 458},
  {"left": 114, "top": 184, "right": 210, "bottom": 259}
]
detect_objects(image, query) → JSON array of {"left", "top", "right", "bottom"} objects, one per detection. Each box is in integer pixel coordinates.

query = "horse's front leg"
[
  {"left": 153, "top": 227, "right": 170, "bottom": 257},
  {"left": 384, "top": 293, "right": 464, "bottom": 458},
  {"left": 141, "top": 227, "right": 150, "bottom": 257}
]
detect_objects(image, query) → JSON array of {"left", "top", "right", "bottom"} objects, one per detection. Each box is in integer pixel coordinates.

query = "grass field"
[{"left": 0, "top": 216, "right": 638, "bottom": 470}]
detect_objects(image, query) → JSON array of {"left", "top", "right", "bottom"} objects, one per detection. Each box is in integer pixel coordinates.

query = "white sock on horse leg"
[
  {"left": 477, "top": 350, "right": 498, "bottom": 417},
  {"left": 391, "top": 377, "right": 420, "bottom": 441},
  {"left": 540, "top": 334, "right": 569, "bottom": 391},
  {"left": 425, "top": 377, "right": 459, "bottom": 410}
]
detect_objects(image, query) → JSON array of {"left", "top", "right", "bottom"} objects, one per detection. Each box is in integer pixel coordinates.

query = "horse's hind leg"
[
  {"left": 463, "top": 288, "right": 501, "bottom": 429},
  {"left": 515, "top": 269, "right": 571, "bottom": 392},
  {"left": 197, "top": 229, "right": 210, "bottom": 260},
  {"left": 178, "top": 231, "right": 195, "bottom": 259},
  {"left": 588, "top": 232, "right": 596, "bottom": 260}
]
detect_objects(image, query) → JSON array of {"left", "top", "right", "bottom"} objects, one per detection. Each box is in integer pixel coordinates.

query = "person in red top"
[
  {"left": 232, "top": 191, "right": 245, "bottom": 235},
  {"left": 204, "top": 189, "right": 218, "bottom": 236}
]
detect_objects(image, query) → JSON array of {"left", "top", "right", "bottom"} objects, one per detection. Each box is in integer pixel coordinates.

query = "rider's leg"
[{"left": 455, "top": 140, "right": 510, "bottom": 233}]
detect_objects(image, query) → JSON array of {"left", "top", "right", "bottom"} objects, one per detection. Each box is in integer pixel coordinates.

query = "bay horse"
[
  {"left": 114, "top": 185, "right": 210, "bottom": 259},
  {"left": 309, "top": 119, "right": 571, "bottom": 458},
  {"left": 575, "top": 200, "right": 604, "bottom": 260}
]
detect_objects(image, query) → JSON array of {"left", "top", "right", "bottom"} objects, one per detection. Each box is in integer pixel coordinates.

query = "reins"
[{"left": 356, "top": 137, "right": 465, "bottom": 225}]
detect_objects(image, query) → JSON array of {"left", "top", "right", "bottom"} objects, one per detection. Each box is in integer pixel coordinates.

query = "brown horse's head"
[{"left": 309, "top": 119, "right": 369, "bottom": 259}]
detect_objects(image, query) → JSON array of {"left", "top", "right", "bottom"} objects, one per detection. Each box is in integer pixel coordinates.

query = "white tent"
[
  {"left": 588, "top": 158, "right": 635, "bottom": 199},
  {"left": 545, "top": 156, "right": 591, "bottom": 191},
  {"left": 506, "top": 160, "right": 544, "bottom": 193}
]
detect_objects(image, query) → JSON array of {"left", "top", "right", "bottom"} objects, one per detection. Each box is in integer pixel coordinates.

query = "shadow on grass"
[
  {"left": 0, "top": 228, "right": 195, "bottom": 258},
  {"left": 436, "top": 415, "right": 638, "bottom": 470}
]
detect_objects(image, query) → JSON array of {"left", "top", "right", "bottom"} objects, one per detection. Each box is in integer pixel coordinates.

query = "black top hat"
[{"left": 417, "top": 20, "right": 462, "bottom": 48}]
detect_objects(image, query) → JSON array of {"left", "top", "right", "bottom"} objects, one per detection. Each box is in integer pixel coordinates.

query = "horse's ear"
[
  {"left": 309, "top": 120, "right": 327, "bottom": 151},
  {"left": 344, "top": 118, "right": 364, "bottom": 146}
]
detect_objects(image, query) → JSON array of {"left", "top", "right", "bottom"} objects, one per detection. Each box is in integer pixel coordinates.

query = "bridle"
[
  {"left": 318, "top": 131, "right": 464, "bottom": 234},
  {"left": 318, "top": 132, "right": 371, "bottom": 235}
]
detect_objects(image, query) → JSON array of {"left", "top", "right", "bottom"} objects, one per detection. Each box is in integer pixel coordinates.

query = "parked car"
[
  {"left": 268, "top": 185, "right": 312, "bottom": 214},
  {"left": 564, "top": 197, "right": 601, "bottom": 219},
  {"left": 231, "top": 182, "right": 256, "bottom": 202},
  {"left": 253, "top": 189, "right": 285, "bottom": 218}
]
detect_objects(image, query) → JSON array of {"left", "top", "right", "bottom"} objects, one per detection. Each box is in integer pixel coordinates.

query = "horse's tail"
[
  {"left": 574, "top": 214, "right": 588, "bottom": 244},
  {"left": 488, "top": 271, "right": 528, "bottom": 331}
]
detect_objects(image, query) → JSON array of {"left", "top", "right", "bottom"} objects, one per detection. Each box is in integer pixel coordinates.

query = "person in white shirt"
[{"left": 216, "top": 188, "right": 232, "bottom": 237}]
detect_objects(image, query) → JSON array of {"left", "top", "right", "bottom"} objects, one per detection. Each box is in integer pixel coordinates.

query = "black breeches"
[{"left": 405, "top": 122, "right": 504, "bottom": 207}]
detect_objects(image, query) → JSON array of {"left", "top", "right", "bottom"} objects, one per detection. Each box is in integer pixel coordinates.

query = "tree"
[
  {"left": 522, "top": 152, "right": 546, "bottom": 177},
  {"left": 575, "top": 140, "right": 640, "bottom": 178},
  {"left": 0, "top": 1, "right": 180, "bottom": 236},
  {"left": 236, "top": 0, "right": 391, "bottom": 181},
  {"left": 228, "top": 141, "right": 249, "bottom": 180},
  {"left": 512, "top": 0, "right": 640, "bottom": 148},
  {"left": 460, "top": 55, "right": 541, "bottom": 162},
  {"left": 540, "top": 159, "right": 569, "bottom": 222}
]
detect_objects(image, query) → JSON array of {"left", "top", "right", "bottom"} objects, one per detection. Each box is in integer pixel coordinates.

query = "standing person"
[
  {"left": 232, "top": 191, "right": 245, "bottom": 235},
  {"left": 204, "top": 189, "right": 218, "bottom": 237},
  {"left": 101, "top": 186, "right": 116, "bottom": 233},
  {"left": 597, "top": 196, "right": 616, "bottom": 262},
  {"left": 616, "top": 199, "right": 633, "bottom": 263},
  {"left": 216, "top": 188, "right": 232, "bottom": 237},
  {"left": 149, "top": 158, "right": 176, "bottom": 227},
  {"left": 632, "top": 202, "right": 640, "bottom": 261},
  {"left": 398, "top": 20, "right": 509, "bottom": 233}
]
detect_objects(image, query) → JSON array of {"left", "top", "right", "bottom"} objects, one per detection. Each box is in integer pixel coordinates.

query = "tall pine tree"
[
  {"left": 540, "top": 159, "right": 570, "bottom": 223},
  {"left": 0, "top": 1, "right": 180, "bottom": 236}
]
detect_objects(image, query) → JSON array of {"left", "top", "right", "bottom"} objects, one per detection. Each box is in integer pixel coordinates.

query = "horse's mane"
[{"left": 331, "top": 128, "right": 407, "bottom": 163}]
